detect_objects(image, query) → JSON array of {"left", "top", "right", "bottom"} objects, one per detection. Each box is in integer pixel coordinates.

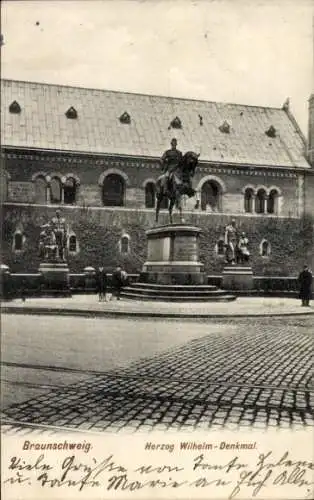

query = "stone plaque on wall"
[
  {"left": 8, "top": 182, "right": 34, "bottom": 203},
  {"left": 172, "top": 236, "right": 198, "bottom": 261}
]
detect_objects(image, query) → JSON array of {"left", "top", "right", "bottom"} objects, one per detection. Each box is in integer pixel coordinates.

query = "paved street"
[{"left": 1, "top": 314, "right": 313, "bottom": 434}]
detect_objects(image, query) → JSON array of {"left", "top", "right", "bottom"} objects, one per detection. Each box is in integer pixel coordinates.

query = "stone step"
[
  {"left": 120, "top": 291, "right": 237, "bottom": 302},
  {"left": 123, "top": 286, "right": 228, "bottom": 296},
  {"left": 129, "top": 283, "right": 218, "bottom": 292}
]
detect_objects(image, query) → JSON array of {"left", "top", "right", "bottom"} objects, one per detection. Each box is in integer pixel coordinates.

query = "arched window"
[
  {"left": 145, "top": 182, "right": 156, "bottom": 208},
  {"left": 13, "top": 232, "right": 24, "bottom": 252},
  {"left": 34, "top": 176, "right": 47, "bottom": 204},
  {"left": 244, "top": 188, "right": 254, "bottom": 213},
  {"left": 120, "top": 235, "right": 130, "bottom": 254},
  {"left": 50, "top": 177, "right": 62, "bottom": 204},
  {"left": 69, "top": 235, "right": 77, "bottom": 252},
  {"left": 201, "top": 180, "right": 221, "bottom": 212},
  {"left": 102, "top": 174, "right": 125, "bottom": 206},
  {"left": 217, "top": 239, "right": 225, "bottom": 256},
  {"left": 64, "top": 177, "right": 77, "bottom": 204},
  {"left": 260, "top": 239, "right": 271, "bottom": 257},
  {"left": 255, "top": 189, "right": 267, "bottom": 214},
  {"left": 267, "top": 189, "right": 279, "bottom": 214}
]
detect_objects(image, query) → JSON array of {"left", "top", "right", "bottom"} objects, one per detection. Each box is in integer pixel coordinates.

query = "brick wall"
[
  {"left": 2, "top": 204, "right": 313, "bottom": 276},
  {"left": 4, "top": 153, "right": 304, "bottom": 217}
]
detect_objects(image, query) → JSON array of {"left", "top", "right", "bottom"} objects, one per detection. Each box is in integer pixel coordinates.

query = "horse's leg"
[
  {"left": 169, "top": 198, "right": 175, "bottom": 224},
  {"left": 177, "top": 193, "right": 184, "bottom": 222},
  {"left": 155, "top": 195, "right": 161, "bottom": 223}
]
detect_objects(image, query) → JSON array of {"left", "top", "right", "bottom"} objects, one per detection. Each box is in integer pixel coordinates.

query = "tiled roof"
[{"left": 1, "top": 79, "right": 310, "bottom": 169}]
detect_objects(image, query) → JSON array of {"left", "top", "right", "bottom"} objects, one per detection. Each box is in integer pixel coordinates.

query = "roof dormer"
[
  {"left": 170, "top": 116, "right": 182, "bottom": 129},
  {"left": 9, "top": 100, "right": 21, "bottom": 114},
  {"left": 265, "top": 125, "right": 276, "bottom": 138},
  {"left": 219, "top": 120, "right": 230, "bottom": 134},
  {"left": 119, "top": 111, "right": 131, "bottom": 124},
  {"left": 65, "top": 106, "right": 78, "bottom": 119}
]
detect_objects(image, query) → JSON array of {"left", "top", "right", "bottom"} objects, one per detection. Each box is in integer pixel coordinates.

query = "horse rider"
[{"left": 160, "top": 138, "right": 183, "bottom": 194}]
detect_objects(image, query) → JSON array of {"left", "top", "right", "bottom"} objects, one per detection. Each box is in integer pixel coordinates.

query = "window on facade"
[
  {"left": 64, "top": 177, "right": 77, "bottom": 204},
  {"left": 34, "top": 176, "right": 47, "bottom": 204},
  {"left": 145, "top": 182, "right": 156, "bottom": 208},
  {"left": 244, "top": 188, "right": 254, "bottom": 213},
  {"left": 50, "top": 177, "right": 62, "bottom": 204},
  {"left": 267, "top": 189, "right": 279, "bottom": 214},
  {"left": 261, "top": 240, "right": 270, "bottom": 257},
  {"left": 255, "top": 189, "right": 267, "bottom": 214},
  {"left": 102, "top": 174, "right": 125, "bottom": 207},
  {"left": 120, "top": 235, "right": 130, "bottom": 254},
  {"left": 201, "top": 180, "right": 221, "bottom": 212},
  {"left": 14, "top": 232, "right": 23, "bottom": 251},
  {"left": 69, "top": 234, "right": 77, "bottom": 252},
  {"left": 217, "top": 239, "right": 225, "bottom": 255}
]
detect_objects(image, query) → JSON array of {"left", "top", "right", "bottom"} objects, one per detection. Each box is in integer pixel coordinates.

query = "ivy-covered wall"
[{"left": 2, "top": 204, "right": 313, "bottom": 275}]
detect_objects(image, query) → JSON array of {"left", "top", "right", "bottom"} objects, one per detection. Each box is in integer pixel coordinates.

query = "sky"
[{"left": 1, "top": 0, "right": 313, "bottom": 135}]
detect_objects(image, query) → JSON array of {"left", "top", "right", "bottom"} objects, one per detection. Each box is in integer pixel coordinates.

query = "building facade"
[{"left": 1, "top": 79, "right": 314, "bottom": 275}]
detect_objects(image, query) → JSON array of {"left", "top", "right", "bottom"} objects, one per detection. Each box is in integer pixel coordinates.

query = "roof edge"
[
  {"left": 1, "top": 77, "right": 285, "bottom": 112},
  {"left": 2, "top": 145, "right": 312, "bottom": 170},
  {"left": 283, "top": 106, "right": 307, "bottom": 146}
]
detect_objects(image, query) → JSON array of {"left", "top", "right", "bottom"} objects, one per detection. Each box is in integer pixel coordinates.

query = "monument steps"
[
  {"left": 123, "top": 285, "right": 229, "bottom": 296},
  {"left": 120, "top": 283, "right": 236, "bottom": 301},
  {"left": 128, "top": 283, "right": 218, "bottom": 292},
  {"left": 120, "top": 290, "right": 236, "bottom": 302}
]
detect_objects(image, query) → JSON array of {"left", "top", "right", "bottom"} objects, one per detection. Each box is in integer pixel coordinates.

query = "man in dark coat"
[
  {"left": 298, "top": 265, "right": 312, "bottom": 306},
  {"left": 97, "top": 266, "right": 107, "bottom": 302},
  {"left": 111, "top": 266, "right": 128, "bottom": 300}
]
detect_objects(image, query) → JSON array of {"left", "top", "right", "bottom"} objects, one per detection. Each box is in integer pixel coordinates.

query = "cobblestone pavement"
[{"left": 2, "top": 317, "right": 313, "bottom": 434}]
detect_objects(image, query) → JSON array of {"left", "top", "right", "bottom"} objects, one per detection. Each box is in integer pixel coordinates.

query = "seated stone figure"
[
  {"left": 236, "top": 232, "right": 250, "bottom": 264},
  {"left": 39, "top": 223, "right": 57, "bottom": 261}
]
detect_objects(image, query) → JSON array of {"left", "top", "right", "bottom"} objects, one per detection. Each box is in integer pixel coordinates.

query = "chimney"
[{"left": 308, "top": 94, "right": 314, "bottom": 166}]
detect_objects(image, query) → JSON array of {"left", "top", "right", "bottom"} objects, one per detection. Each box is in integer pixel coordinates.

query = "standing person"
[
  {"left": 112, "top": 266, "right": 123, "bottom": 300},
  {"left": 97, "top": 266, "right": 107, "bottom": 302},
  {"left": 20, "top": 278, "right": 27, "bottom": 302},
  {"left": 224, "top": 219, "right": 238, "bottom": 265},
  {"left": 298, "top": 265, "right": 313, "bottom": 307}
]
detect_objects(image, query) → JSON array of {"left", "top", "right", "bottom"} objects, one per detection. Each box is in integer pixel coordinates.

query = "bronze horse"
[{"left": 155, "top": 151, "right": 199, "bottom": 224}]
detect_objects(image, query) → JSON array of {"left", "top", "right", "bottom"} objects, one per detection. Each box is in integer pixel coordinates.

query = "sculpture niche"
[
  {"left": 38, "top": 210, "right": 70, "bottom": 296},
  {"left": 155, "top": 138, "right": 200, "bottom": 224},
  {"left": 39, "top": 209, "right": 67, "bottom": 262},
  {"left": 224, "top": 219, "right": 250, "bottom": 265}
]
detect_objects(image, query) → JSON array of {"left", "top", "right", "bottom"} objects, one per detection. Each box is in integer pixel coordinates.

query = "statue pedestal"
[
  {"left": 140, "top": 224, "right": 206, "bottom": 285},
  {"left": 39, "top": 261, "right": 71, "bottom": 296},
  {"left": 222, "top": 265, "right": 254, "bottom": 291}
]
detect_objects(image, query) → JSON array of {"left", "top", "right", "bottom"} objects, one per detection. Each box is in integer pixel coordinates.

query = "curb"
[{"left": 2, "top": 306, "right": 314, "bottom": 319}]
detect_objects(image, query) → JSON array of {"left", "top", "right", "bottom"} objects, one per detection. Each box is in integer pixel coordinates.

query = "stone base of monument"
[
  {"left": 121, "top": 224, "right": 236, "bottom": 302},
  {"left": 39, "top": 262, "right": 71, "bottom": 296},
  {"left": 222, "top": 265, "right": 254, "bottom": 291}
]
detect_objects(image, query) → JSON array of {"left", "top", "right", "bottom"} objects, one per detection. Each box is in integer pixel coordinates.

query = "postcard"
[{"left": 1, "top": 0, "right": 314, "bottom": 499}]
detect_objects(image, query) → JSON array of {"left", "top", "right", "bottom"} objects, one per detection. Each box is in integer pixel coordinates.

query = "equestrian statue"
[{"left": 155, "top": 138, "right": 200, "bottom": 224}]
